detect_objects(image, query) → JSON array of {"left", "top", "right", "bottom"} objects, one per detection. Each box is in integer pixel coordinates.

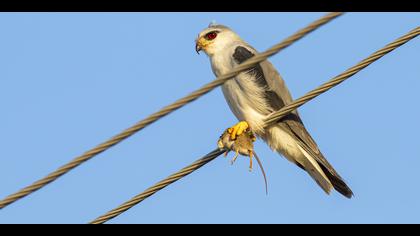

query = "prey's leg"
[{"left": 230, "top": 150, "right": 239, "bottom": 165}]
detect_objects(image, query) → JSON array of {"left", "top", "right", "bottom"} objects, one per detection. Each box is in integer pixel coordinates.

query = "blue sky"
[{"left": 0, "top": 13, "right": 419, "bottom": 224}]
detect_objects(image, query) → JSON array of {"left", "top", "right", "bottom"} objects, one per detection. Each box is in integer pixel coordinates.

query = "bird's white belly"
[{"left": 221, "top": 78, "right": 268, "bottom": 134}]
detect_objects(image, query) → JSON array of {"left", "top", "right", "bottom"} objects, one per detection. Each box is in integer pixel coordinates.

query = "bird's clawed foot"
[{"left": 227, "top": 121, "right": 255, "bottom": 141}]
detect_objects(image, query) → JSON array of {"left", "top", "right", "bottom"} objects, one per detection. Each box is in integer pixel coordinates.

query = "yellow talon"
[{"left": 228, "top": 121, "right": 250, "bottom": 140}]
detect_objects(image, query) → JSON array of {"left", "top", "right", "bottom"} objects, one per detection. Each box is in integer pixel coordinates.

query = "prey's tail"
[{"left": 252, "top": 151, "right": 268, "bottom": 195}]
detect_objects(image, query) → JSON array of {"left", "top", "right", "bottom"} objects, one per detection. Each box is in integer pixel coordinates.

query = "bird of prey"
[{"left": 195, "top": 23, "right": 353, "bottom": 198}]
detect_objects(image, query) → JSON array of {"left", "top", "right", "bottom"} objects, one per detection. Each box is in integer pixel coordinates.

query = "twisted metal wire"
[
  {"left": 89, "top": 149, "right": 224, "bottom": 224},
  {"left": 89, "top": 26, "right": 420, "bottom": 224},
  {"left": 0, "top": 12, "right": 343, "bottom": 209},
  {"left": 263, "top": 26, "right": 420, "bottom": 126}
]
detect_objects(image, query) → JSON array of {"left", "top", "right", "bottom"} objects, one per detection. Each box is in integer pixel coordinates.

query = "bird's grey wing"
[
  {"left": 233, "top": 46, "right": 322, "bottom": 153},
  {"left": 233, "top": 46, "right": 352, "bottom": 197},
  {"left": 259, "top": 52, "right": 353, "bottom": 198},
  {"left": 258, "top": 58, "right": 338, "bottom": 173}
]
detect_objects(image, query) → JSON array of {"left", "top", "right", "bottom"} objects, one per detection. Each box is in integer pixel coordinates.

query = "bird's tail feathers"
[
  {"left": 296, "top": 145, "right": 334, "bottom": 195},
  {"left": 319, "top": 164, "right": 354, "bottom": 198},
  {"left": 297, "top": 145, "right": 353, "bottom": 198}
]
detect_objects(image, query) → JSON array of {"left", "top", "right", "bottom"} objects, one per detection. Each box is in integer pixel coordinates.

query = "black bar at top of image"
[{"left": 0, "top": 0, "right": 418, "bottom": 12}]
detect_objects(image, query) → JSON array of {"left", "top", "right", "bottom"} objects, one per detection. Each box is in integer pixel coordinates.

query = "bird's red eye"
[{"left": 206, "top": 32, "right": 217, "bottom": 40}]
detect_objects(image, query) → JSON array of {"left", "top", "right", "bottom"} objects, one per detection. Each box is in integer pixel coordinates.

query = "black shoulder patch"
[
  {"left": 232, "top": 46, "right": 254, "bottom": 64},
  {"left": 232, "top": 46, "right": 266, "bottom": 86}
]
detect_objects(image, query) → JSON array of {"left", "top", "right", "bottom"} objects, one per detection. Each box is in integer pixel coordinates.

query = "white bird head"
[{"left": 195, "top": 24, "right": 242, "bottom": 56}]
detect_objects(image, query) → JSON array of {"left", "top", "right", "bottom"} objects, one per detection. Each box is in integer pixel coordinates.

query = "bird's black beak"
[{"left": 195, "top": 42, "right": 202, "bottom": 54}]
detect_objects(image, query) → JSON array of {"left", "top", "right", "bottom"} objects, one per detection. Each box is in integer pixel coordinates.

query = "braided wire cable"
[
  {"left": 89, "top": 26, "right": 420, "bottom": 224},
  {"left": 263, "top": 26, "right": 420, "bottom": 126},
  {"left": 89, "top": 149, "right": 224, "bottom": 224},
  {"left": 0, "top": 12, "right": 343, "bottom": 209}
]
